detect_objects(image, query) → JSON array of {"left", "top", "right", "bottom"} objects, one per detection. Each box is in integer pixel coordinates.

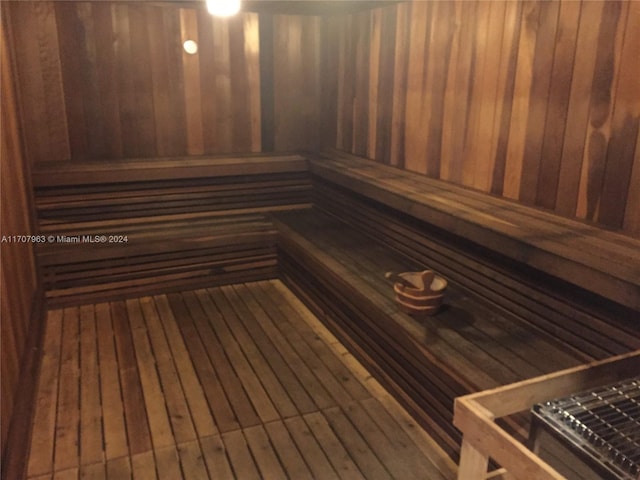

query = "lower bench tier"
[
  {"left": 37, "top": 214, "right": 279, "bottom": 307},
  {"left": 273, "top": 208, "right": 640, "bottom": 461}
]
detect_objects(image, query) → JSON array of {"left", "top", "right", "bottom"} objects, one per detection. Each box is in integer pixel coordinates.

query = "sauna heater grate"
[{"left": 532, "top": 376, "right": 640, "bottom": 480}]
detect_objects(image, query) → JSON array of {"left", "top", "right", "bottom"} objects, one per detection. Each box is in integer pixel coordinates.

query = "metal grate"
[{"left": 533, "top": 376, "right": 640, "bottom": 480}]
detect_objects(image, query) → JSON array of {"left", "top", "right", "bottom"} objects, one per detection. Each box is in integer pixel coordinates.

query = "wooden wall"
[
  {"left": 272, "top": 15, "right": 321, "bottom": 152},
  {"left": 1, "top": 14, "right": 40, "bottom": 459},
  {"left": 6, "top": 1, "right": 322, "bottom": 163},
  {"left": 7, "top": 1, "right": 263, "bottom": 162},
  {"left": 322, "top": 1, "right": 640, "bottom": 236}
]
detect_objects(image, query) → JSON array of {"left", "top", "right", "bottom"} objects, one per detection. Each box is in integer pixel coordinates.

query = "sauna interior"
[{"left": 1, "top": 1, "right": 639, "bottom": 479}]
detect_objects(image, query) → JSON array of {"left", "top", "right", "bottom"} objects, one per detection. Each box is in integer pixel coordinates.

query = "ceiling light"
[
  {"left": 206, "top": 0, "right": 241, "bottom": 17},
  {"left": 183, "top": 40, "right": 198, "bottom": 55}
]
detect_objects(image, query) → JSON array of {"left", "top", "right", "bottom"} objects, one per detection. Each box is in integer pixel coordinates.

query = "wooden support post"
[{"left": 457, "top": 438, "right": 489, "bottom": 480}]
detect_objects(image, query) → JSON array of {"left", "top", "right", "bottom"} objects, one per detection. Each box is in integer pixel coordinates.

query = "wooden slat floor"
[{"left": 25, "top": 280, "right": 456, "bottom": 480}]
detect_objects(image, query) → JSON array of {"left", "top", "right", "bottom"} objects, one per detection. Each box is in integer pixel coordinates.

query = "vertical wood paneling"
[
  {"left": 8, "top": 2, "right": 69, "bottom": 163},
  {"left": 536, "top": 0, "right": 581, "bottom": 209},
  {"left": 503, "top": 1, "right": 540, "bottom": 200},
  {"left": 323, "top": 0, "right": 639, "bottom": 237},
  {"left": 180, "top": 8, "right": 204, "bottom": 155},
  {"left": 518, "top": 0, "right": 560, "bottom": 204},
  {"left": 389, "top": 2, "right": 410, "bottom": 168},
  {"left": 624, "top": 132, "right": 640, "bottom": 236},
  {"left": 404, "top": 1, "right": 429, "bottom": 174},
  {"left": 94, "top": 3, "right": 123, "bottom": 158},
  {"left": 555, "top": 0, "right": 604, "bottom": 217},
  {"left": 272, "top": 15, "right": 320, "bottom": 152},
  {"left": 608, "top": 1, "right": 640, "bottom": 233},
  {"left": 575, "top": 0, "right": 628, "bottom": 222},
  {"left": 8, "top": 1, "right": 264, "bottom": 162},
  {"left": 1, "top": 11, "right": 40, "bottom": 459}
]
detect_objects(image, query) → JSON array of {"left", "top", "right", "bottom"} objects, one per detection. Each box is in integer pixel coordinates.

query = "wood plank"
[
  {"left": 182, "top": 290, "right": 263, "bottom": 427},
  {"left": 379, "top": 391, "right": 458, "bottom": 478},
  {"left": 491, "top": 1, "right": 522, "bottom": 196},
  {"left": 235, "top": 287, "right": 335, "bottom": 411},
  {"left": 623, "top": 130, "right": 640, "bottom": 236},
  {"left": 302, "top": 412, "right": 365, "bottom": 480},
  {"left": 322, "top": 406, "right": 392, "bottom": 479},
  {"left": 54, "top": 307, "right": 80, "bottom": 472},
  {"left": 131, "top": 451, "right": 157, "bottom": 480},
  {"left": 218, "top": 285, "right": 301, "bottom": 419},
  {"left": 27, "top": 309, "right": 63, "bottom": 477},
  {"left": 536, "top": 0, "right": 581, "bottom": 209},
  {"left": 54, "top": 2, "right": 89, "bottom": 160},
  {"left": 472, "top": 0, "right": 507, "bottom": 192},
  {"left": 503, "top": 1, "right": 540, "bottom": 200},
  {"left": 79, "top": 305, "right": 103, "bottom": 466},
  {"left": 252, "top": 282, "right": 354, "bottom": 408},
  {"left": 243, "top": 425, "right": 287, "bottom": 479},
  {"left": 111, "top": 301, "right": 152, "bottom": 455},
  {"left": 342, "top": 401, "right": 420, "bottom": 479},
  {"left": 200, "top": 288, "right": 280, "bottom": 423},
  {"left": 95, "top": 303, "right": 129, "bottom": 460},
  {"left": 221, "top": 430, "right": 261, "bottom": 480},
  {"left": 597, "top": 0, "right": 640, "bottom": 229},
  {"left": 228, "top": 15, "right": 252, "bottom": 151},
  {"left": 165, "top": 293, "right": 238, "bottom": 433},
  {"left": 389, "top": 3, "right": 410, "bottom": 167},
  {"left": 74, "top": 3, "right": 106, "bottom": 160},
  {"left": 229, "top": 284, "right": 318, "bottom": 415},
  {"left": 575, "top": 0, "right": 628, "bottom": 222},
  {"left": 243, "top": 13, "right": 261, "bottom": 152},
  {"left": 162, "top": 7, "right": 188, "bottom": 156},
  {"left": 32, "top": 154, "right": 308, "bottom": 186},
  {"left": 113, "top": 3, "right": 136, "bottom": 158},
  {"left": 424, "top": 0, "right": 454, "bottom": 181},
  {"left": 518, "top": 0, "right": 560, "bottom": 204},
  {"left": 154, "top": 446, "right": 183, "bottom": 480},
  {"left": 284, "top": 416, "right": 340, "bottom": 480},
  {"left": 105, "top": 456, "right": 132, "bottom": 480},
  {"left": 125, "top": 298, "right": 175, "bottom": 450},
  {"left": 177, "top": 441, "right": 209, "bottom": 479},
  {"left": 179, "top": 8, "right": 204, "bottom": 155},
  {"left": 403, "top": 0, "right": 429, "bottom": 174},
  {"left": 268, "top": 281, "right": 372, "bottom": 403},
  {"left": 79, "top": 462, "right": 106, "bottom": 480},
  {"left": 199, "top": 435, "right": 235, "bottom": 480},
  {"left": 263, "top": 421, "right": 313, "bottom": 480},
  {"left": 361, "top": 397, "right": 451, "bottom": 480},
  {"left": 147, "top": 5, "right": 174, "bottom": 158},
  {"left": 139, "top": 296, "right": 197, "bottom": 444},
  {"left": 555, "top": 0, "right": 605, "bottom": 217},
  {"left": 52, "top": 468, "right": 78, "bottom": 480},
  {"left": 91, "top": 2, "right": 123, "bottom": 159}
]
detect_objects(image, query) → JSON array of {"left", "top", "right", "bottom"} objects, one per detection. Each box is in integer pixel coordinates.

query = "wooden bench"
[
  {"left": 310, "top": 149, "right": 640, "bottom": 312},
  {"left": 273, "top": 150, "right": 640, "bottom": 462},
  {"left": 33, "top": 154, "right": 311, "bottom": 306}
]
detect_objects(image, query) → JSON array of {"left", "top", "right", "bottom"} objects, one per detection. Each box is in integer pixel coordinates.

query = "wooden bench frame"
[{"left": 453, "top": 350, "right": 640, "bottom": 480}]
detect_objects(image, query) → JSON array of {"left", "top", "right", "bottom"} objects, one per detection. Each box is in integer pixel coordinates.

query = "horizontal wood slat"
[
  {"left": 33, "top": 154, "right": 311, "bottom": 306},
  {"left": 31, "top": 154, "right": 308, "bottom": 187},
  {"left": 310, "top": 150, "right": 640, "bottom": 311}
]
